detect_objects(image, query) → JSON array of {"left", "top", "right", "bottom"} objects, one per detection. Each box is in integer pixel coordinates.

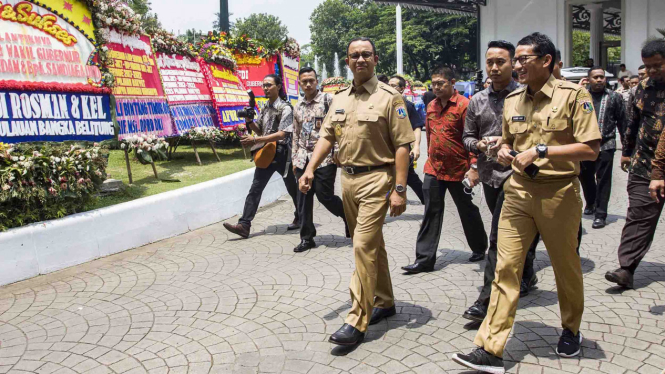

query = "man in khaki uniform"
[
  {"left": 299, "top": 37, "right": 415, "bottom": 346},
  {"left": 453, "top": 32, "right": 601, "bottom": 374}
]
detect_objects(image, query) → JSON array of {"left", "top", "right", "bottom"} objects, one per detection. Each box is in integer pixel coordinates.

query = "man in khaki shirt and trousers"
[
  {"left": 299, "top": 37, "right": 415, "bottom": 346},
  {"left": 453, "top": 33, "right": 601, "bottom": 374}
]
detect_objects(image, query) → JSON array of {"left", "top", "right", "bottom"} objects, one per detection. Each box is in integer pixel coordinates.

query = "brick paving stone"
[{"left": 0, "top": 150, "right": 664, "bottom": 373}]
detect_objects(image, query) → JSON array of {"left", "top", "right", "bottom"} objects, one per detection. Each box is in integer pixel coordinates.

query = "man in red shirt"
[{"left": 402, "top": 66, "right": 488, "bottom": 274}]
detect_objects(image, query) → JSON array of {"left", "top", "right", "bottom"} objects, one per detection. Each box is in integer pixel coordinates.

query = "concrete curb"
[{"left": 0, "top": 167, "right": 287, "bottom": 286}]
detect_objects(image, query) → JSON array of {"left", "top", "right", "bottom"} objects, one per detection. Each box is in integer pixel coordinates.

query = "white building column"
[
  {"left": 396, "top": 4, "right": 403, "bottom": 75},
  {"left": 586, "top": 3, "right": 604, "bottom": 65}
]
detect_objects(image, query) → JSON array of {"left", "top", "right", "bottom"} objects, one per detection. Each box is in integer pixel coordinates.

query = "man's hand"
[
  {"left": 514, "top": 148, "right": 538, "bottom": 173},
  {"left": 240, "top": 135, "right": 256, "bottom": 147},
  {"left": 299, "top": 169, "right": 314, "bottom": 194},
  {"left": 620, "top": 156, "right": 631, "bottom": 172},
  {"left": 464, "top": 168, "right": 479, "bottom": 188},
  {"left": 477, "top": 139, "right": 488, "bottom": 153},
  {"left": 497, "top": 147, "right": 515, "bottom": 166},
  {"left": 410, "top": 147, "right": 421, "bottom": 162},
  {"left": 579, "top": 77, "right": 589, "bottom": 86},
  {"left": 389, "top": 190, "right": 407, "bottom": 217},
  {"left": 649, "top": 180, "right": 665, "bottom": 202}
]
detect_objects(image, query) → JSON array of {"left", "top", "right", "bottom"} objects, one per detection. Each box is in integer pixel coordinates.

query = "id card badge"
[{"left": 315, "top": 117, "right": 324, "bottom": 130}]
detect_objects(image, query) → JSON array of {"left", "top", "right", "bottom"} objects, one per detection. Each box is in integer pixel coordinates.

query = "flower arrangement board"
[
  {"left": 199, "top": 60, "right": 250, "bottom": 131},
  {"left": 104, "top": 30, "right": 164, "bottom": 98},
  {"left": 170, "top": 103, "right": 218, "bottom": 136},
  {"left": 235, "top": 54, "right": 278, "bottom": 99},
  {"left": 0, "top": 90, "right": 114, "bottom": 143},
  {"left": 156, "top": 54, "right": 213, "bottom": 104},
  {"left": 279, "top": 53, "right": 300, "bottom": 106},
  {"left": 115, "top": 97, "right": 174, "bottom": 139},
  {"left": 0, "top": 0, "right": 103, "bottom": 91}
]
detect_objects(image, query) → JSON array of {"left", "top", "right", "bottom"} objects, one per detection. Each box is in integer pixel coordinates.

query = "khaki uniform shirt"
[
  {"left": 502, "top": 75, "right": 601, "bottom": 179},
  {"left": 320, "top": 76, "right": 415, "bottom": 167}
]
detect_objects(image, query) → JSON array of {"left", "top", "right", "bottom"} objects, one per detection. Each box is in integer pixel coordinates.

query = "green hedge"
[{"left": 0, "top": 142, "right": 108, "bottom": 231}]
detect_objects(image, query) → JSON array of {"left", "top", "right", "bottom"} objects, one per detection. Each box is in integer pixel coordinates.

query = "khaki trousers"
[
  {"left": 341, "top": 168, "right": 394, "bottom": 333},
  {"left": 474, "top": 174, "right": 584, "bottom": 357}
]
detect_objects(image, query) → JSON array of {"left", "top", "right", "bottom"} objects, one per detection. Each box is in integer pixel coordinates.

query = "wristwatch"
[
  {"left": 395, "top": 184, "right": 406, "bottom": 193},
  {"left": 470, "top": 164, "right": 478, "bottom": 170},
  {"left": 536, "top": 144, "right": 548, "bottom": 159}
]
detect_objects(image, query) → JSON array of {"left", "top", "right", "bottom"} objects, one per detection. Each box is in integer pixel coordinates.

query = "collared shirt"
[
  {"left": 252, "top": 97, "right": 293, "bottom": 151},
  {"left": 320, "top": 75, "right": 415, "bottom": 167},
  {"left": 589, "top": 88, "right": 627, "bottom": 151},
  {"left": 292, "top": 91, "right": 335, "bottom": 169},
  {"left": 424, "top": 91, "right": 477, "bottom": 181},
  {"left": 616, "top": 86, "right": 632, "bottom": 116},
  {"left": 623, "top": 78, "right": 665, "bottom": 180},
  {"left": 463, "top": 80, "right": 520, "bottom": 187},
  {"left": 503, "top": 75, "right": 601, "bottom": 179}
]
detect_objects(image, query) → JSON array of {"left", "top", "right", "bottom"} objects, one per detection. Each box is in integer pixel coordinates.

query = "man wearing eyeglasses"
[
  {"left": 453, "top": 32, "right": 601, "bottom": 373},
  {"left": 299, "top": 37, "right": 415, "bottom": 347},
  {"left": 401, "top": 65, "right": 488, "bottom": 275}
]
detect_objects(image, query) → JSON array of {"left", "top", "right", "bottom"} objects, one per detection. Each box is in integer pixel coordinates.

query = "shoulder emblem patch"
[
  {"left": 581, "top": 101, "right": 594, "bottom": 114},
  {"left": 396, "top": 106, "right": 408, "bottom": 119}
]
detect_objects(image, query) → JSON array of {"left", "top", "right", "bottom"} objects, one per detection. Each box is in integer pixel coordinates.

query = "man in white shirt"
[{"left": 617, "top": 63, "right": 632, "bottom": 80}]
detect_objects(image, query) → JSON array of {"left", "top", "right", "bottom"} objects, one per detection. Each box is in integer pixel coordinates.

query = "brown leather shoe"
[
  {"left": 223, "top": 222, "right": 250, "bottom": 239},
  {"left": 605, "top": 268, "right": 634, "bottom": 289}
]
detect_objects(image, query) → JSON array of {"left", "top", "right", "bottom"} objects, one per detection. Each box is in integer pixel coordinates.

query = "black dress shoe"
[
  {"left": 592, "top": 218, "right": 606, "bottom": 229},
  {"left": 401, "top": 262, "right": 434, "bottom": 274},
  {"left": 287, "top": 218, "right": 300, "bottom": 231},
  {"left": 294, "top": 240, "right": 316, "bottom": 253},
  {"left": 462, "top": 300, "right": 487, "bottom": 322},
  {"left": 469, "top": 253, "right": 485, "bottom": 262},
  {"left": 520, "top": 275, "right": 538, "bottom": 297},
  {"left": 369, "top": 306, "right": 396, "bottom": 325},
  {"left": 583, "top": 206, "right": 595, "bottom": 215},
  {"left": 328, "top": 323, "right": 364, "bottom": 346}
]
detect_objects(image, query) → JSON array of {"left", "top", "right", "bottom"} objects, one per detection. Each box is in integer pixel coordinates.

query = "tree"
[
  {"left": 178, "top": 29, "right": 203, "bottom": 44},
  {"left": 232, "top": 13, "right": 289, "bottom": 47},
  {"left": 309, "top": 0, "right": 477, "bottom": 81},
  {"left": 212, "top": 12, "right": 235, "bottom": 31},
  {"left": 572, "top": 31, "right": 621, "bottom": 67},
  {"left": 300, "top": 44, "right": 315, "bottom": 69},
  {"left": 126, "top": 0, "right": 161, "bottom": 33}
]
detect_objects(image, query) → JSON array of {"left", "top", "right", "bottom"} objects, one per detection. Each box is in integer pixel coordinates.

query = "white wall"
[
  {"left": 0, "top": 167, "right": 288, "bottom": 286},
  {"left": 622, "top": 0, "right": 665, "bottom": 73},
  {"left": 480, "top": 0, "right": 568, "bottom": 74}
]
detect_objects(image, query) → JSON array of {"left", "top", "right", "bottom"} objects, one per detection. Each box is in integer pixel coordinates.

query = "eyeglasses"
[
  {"left": 389, "top": 84, "right": 401, "bottom": 89},
  {"left": 431, "top": 81, "right": 447, "bottom": 88},
  {"left": 348, "top": 51, "right": 374, "bottom": 61},
  {"left": 511, "top": 55, "right": 542, "bottom": 66},
  {"left": 262, "top": 83, "right": 275, "bottom": 89}
]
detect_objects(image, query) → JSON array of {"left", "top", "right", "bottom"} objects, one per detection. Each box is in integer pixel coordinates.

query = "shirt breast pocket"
[
  {"left": 508, "top": 121, "right": 528, "bottom": 135},
  {"left": 357, "top": 112, "right": 379, "bottom": 139},
  {"left": 542, "top": 117, "right": 570, "bottom": 145}
]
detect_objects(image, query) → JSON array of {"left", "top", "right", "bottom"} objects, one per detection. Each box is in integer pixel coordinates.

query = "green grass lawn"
[{"left": 85, "top": 144, "right": 254, "bottom": 211}]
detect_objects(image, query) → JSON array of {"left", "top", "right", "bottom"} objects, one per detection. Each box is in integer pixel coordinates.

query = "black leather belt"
[{"left": 341, "top": 164, "right": 388, "bottom": 175}]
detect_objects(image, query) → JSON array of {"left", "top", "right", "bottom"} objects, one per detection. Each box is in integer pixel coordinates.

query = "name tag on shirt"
[{"left": 512, "top": 116, "right": 526, "bottom": 122}]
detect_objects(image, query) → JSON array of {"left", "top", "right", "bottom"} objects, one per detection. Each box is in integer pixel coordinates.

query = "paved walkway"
[{"left": 0, "top": 152, "right": 664, "bottom": 374}]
